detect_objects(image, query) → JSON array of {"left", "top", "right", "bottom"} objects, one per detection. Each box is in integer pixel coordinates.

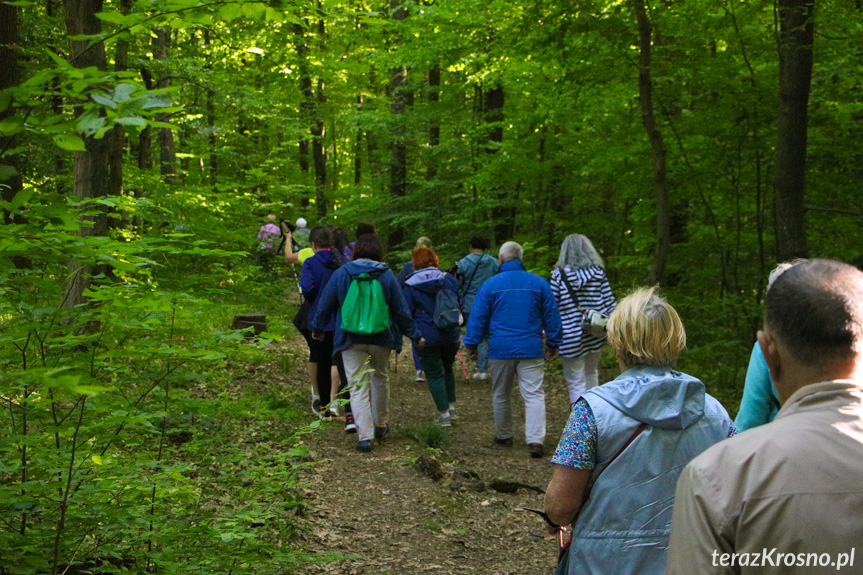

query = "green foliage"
[
  {"left": 0, "top": 194, "right": 317, "bottom": 573},
  {"left": 399, "top": 425, "right": 452, "bottom": 450}
]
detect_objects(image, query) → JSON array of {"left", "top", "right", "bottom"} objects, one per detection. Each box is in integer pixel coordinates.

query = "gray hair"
[
  {"left": 556, "top": 234, "right": 604, "bottom": 269},
  {"left": 498, "top": 241, "right": 524, "bottom": 263},
  {"left": 767, "top": 259, "right": 807, "bottom": 291}
]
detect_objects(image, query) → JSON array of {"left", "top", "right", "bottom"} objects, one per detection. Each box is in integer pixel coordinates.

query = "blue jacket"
[
  {"left": 403, "top": 268, "right": 461, "bottom": 348},
  {"left": 734, "top": 342, "right": 780, "bottom": 431},
  {"left": 463, "top": 260, "right": 562, "bottom": 359},
  {"left": 560, "top": 367, "right": 732, "bottom": 575},
  {"left": 310, "top": 259, "right": 421, "bottom": 354},
  {"left": 456, "top": 252, "right": 499, "bottom": 314},
  {"left": 300, "top": 249, "right": 343, "bottom": 332},
  {"left": 397, "top": 261, "right": 414, "bottom": 287}
]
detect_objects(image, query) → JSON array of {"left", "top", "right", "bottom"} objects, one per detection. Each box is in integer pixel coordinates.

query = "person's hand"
[
  {"left": 545, "top": 347, "right": 559, "bottom": 361},
  {"left": 415, "top": 337, "right": 426, "bottom": 350},
  {"left": 467, "top": 348, "right": 478, "bottom": 362},
  {"left": 312, "top": 331, "right": 324, "bottom": 341}
]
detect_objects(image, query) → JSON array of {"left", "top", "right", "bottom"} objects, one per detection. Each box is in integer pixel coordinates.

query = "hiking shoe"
[
  {"left": 374, "top": 424, "right": 390, "bottom": 440},
  {"left": 344, "top": 415, "right": 357, "bottom": 434},
  {"left": 472, "top": 372, "right": 488, "bottom": 380},
  {"left": 415, "top": 370, "right": 425, "bottom": 382},
  {"left": 448, "top": 406, "right": 457, "bottom": 419},
  {"left": 493, "top": 436, "right": 514, "bottom": 447},
  {"left": 433, "top": 413, "right": 452, "bottom": 427},
  {"left": 311, "top": 397, "right": 322, "bottom": 416},
  {"left": 528, "top": 443, "right": 545, "bottom": 459},
  {"left": 356, "top": 440, "right": 372, "bottom": 453}
]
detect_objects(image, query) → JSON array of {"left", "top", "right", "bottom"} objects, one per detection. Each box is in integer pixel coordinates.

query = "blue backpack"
[{"left": 433, "top": 277, "right": 463, "bottom": 329}]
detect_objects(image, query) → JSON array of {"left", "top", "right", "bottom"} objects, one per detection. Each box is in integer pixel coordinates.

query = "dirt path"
[{"left": 291, "top": 338, "right": 591, "bottom": 575}]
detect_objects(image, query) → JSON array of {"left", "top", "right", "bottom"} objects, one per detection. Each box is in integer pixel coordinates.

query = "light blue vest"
[{"left": 558, "top": 367, "right": 731, "bottom": 575}]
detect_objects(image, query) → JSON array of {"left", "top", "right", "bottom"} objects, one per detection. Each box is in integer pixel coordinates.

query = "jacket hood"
[
  {"left": 312, "top": 249, "right": 343, "bottom": 270},
  {"left": 591, "top": 366, "right": 706, "bottom": 430},
  {"left": 558, "top": 265, "right": 604, "bottom": 289},
  {"left": 405, "top": 268, "right": 445, "bottom": 293},
  {"left": 344, "top": 259, "right": 389, "bottom": 277}
]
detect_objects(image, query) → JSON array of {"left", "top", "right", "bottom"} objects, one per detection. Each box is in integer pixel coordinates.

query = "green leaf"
[
  {"left": 0, "top": 90, "right": 12, "bottom": 113},
  {"left": 7, "top": 188, "right": 33, "bottom": 210},
  {"left": 218, "top": 3, "right": 243, "bottom": 21},
  {"left": 113, "top": 83, "right": 137, "bottom": 103},
  {"left": 95, "top": 11, "right": 129, "bottom": 25},
  {"left": 92, "top": 91, "right": 118, "bottom": 109},
  {"left": 77, "top": 108, "right": 106, "bottom": 136},
  {"left": 0, "top": 165, "right": 19, "bottom": 182},
  {"left": 92, "top": 455, "right": 103, "bottom": 465},
  {"left": 0, "top": 115, "right": 24, "bottom": 136},
  {"left": 53, "top": 133, "right": 86, "bottom": 151},
  {"left": 115, "top": 116, "right": 147, "bottom": 127}
]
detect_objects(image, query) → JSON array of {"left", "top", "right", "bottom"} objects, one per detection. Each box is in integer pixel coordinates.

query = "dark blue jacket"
[
  {"left": 403, "top": 268, "right": 461, "bottom": 348},
  {"left": 464, "top": 260, "right": 563, "bottom": 359},
  {"left": 397, "top": 261, "right": 414, "bottom": 286},
  {"left": 310, "top": 259, "right": 422, "bottom": 354},
  {"left": 300, "top": 249, "right": 343, "bottom": 332}
]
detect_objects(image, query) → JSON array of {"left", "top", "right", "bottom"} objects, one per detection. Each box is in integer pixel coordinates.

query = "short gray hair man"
[{"left": 498, "top": 241, "right": 524, "bottom": 263}]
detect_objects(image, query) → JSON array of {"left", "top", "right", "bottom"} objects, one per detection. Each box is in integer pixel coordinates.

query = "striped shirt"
[{"left": 550, "top": 265, "right": 616, "bottom": 358}]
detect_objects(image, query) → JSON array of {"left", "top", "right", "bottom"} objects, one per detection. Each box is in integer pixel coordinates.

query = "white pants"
[
  {"left": 561, "top": 351, "right": 601, "bottom": 404},
  {"left": 341, "top": 344, "right": 392, "bottom": 442},
  {"left": 488, "top": 358, "right": 546, "bottom": 445}
]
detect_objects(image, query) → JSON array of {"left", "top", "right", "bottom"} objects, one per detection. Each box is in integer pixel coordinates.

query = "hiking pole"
[{"left": 456, "top": 351, "right": 468, "bottom": 379}]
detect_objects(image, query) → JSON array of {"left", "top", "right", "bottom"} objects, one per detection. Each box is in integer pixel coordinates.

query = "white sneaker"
[
  {"left": 472, "top": 372, "right": 488, "bottom": 380},
  {"left": 415, "top": 370, "right": 425, "bottom": 382}
]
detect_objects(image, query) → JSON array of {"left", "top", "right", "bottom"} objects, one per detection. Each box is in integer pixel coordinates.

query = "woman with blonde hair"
[
  {"left": 550, "top": 234, "right": 616, "bottom": 404},
  {"left": 543, "top": 287, "right": 735, "bottom": 575}
]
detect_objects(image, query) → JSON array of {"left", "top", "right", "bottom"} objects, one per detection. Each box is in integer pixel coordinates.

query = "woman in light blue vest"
[{"left": 543, "top": 287, "right": 736, "bottom": 575}]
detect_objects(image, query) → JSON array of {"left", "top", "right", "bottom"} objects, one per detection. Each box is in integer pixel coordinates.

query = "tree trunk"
[
  {"left": 63, "top": 0, "right": 114, "bottom": 309},
  {"left": 485, "top": 85, "right": 512, "bottom": 245},
  {"left": 0, "top": 1, "right": 24, "bottom": 226},
  {"left": 137, "top": 68, "right": 154, "bottom": 170},
  {"left": 427, "top": 65, "right": 440, "bottom": 181},
  {"left": 203, "top": 28, "right": 216, "bottom": 188},
  {"left": 387, "top": 0, "right": 411, "bottom": 249},
  {"left": 293, "top": 23, "right": 313, "bottom": 208},
  {"left": 631, "top": 0, "right": 671, "bottom": 286},
  {"left": 153, "top": 28, "right": 176, "bottom": 183},
  {"left": 354, "top": 95, "right": 363, "bottom": 185},
  {"left": 774, "top": 0, "right": 814, "bottom": 261}
]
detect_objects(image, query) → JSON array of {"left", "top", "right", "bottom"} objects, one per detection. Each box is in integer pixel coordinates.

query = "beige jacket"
[{"left": 667, "top": 380, "right": 863, "bottom": 575}]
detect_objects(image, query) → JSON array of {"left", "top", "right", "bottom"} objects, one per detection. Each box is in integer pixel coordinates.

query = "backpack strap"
[{"left": 458, "top": 256, "right": 484, "bottom": 303}]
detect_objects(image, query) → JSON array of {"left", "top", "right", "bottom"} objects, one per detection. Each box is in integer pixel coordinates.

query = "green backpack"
[{"left": 340, "top": 273, "right": 390, "bottom": 335}]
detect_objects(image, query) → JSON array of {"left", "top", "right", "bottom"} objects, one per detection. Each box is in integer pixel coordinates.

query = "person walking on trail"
[
  {"left": 544, "top": 287, "right": 734, "bottom": 575},
  {"left": 463, "top": 241, "right": 562, "bottom": 458},
  {"left": 294, "top": 217, "right": 311, "bottom": 248},
  {"left": 403, "top": 247, "right": 461, "bottom": 427},
  {"left": 550, "top": 234, "right": 616, "bottom": 404},
  {"left": 667, "top": 259, "right": 863, "bottom": 575},
  {"left": 310, "top": 234, "right": 424, "bottom": 453},
  {"left": 300, "top": 226, "right": 354, "bottom": 431},
  {"left": 398, "top": 236, "right": 435, "bottom": 383},
  {"left": 456, "top": 235, "right": 499, "bottom": 380}
]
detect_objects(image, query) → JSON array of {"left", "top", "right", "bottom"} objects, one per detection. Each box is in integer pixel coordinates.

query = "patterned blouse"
[{"left": 552, "top": 398, "right": 739, "bottom": 469}]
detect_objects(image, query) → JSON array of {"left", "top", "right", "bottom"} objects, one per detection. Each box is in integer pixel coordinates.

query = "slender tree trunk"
[
  {"left": 137, "top": 69, "right": 154, "bottom": 170},
  {"left": 203, "top": 28, "right": 216, "bottom": 188},
  {"left": 63, "top": 0, "right": 114, "bottom": 308},
  {"left": 774, "top": 0, "right": 814, "bottom": 261},
  {"left": 632, "top": 0, "right": 670, "bottom": 286},
  {"left": 354, "top": 95, "right": 363, "bottom": 185},
  {"left": 0, "top": 1, "right": 24, "bottom": 227},
  {"left": 388, "top": 0, "right": 411, "bottom": 249},
  {"left": 46, "top": 0, "right": 67, "bottom": 193},
  {"left": 485, "top": 85, "right": 512, "bottom": 245},
  {"left": 427, "top": 65, "right": 440, "bottom": 181},
  {"left": 153, "top": 28, "right": 176, "bottom": 183},
  {"left": 293, "top": 23, "right": 313, "bottom": 207}
]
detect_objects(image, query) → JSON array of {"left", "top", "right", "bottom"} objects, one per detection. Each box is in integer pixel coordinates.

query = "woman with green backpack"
[
  {"left": 310, "top": 234, "right": 425, "bottom": 453},
  {"left": 403, "top": 247, "right": 462, "bottom": 427}
]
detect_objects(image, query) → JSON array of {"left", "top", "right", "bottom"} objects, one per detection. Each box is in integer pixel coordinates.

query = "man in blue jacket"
[{"left": 464, "top": 241, "right": 563, "bottom": 458}]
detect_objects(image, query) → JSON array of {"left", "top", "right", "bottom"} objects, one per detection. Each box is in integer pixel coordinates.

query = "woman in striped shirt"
[{"left": 550, "top": 234, "right": 616, "bottom": 404}]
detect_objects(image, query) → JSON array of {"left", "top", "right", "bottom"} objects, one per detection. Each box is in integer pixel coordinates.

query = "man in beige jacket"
[{"left": 667, "top": 259, "right": 863, "bottom": 575}]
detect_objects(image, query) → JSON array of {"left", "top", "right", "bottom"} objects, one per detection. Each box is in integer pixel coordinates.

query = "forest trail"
[{"left": 287, "top": 335, "right": 588, "bottom": 575}]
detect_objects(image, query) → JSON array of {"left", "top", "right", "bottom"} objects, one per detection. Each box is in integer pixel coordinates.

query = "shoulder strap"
[
  {"left": 558, "top": 268, "right": 582, "bottom": 309},
  {"left": 583, "top": 422, "right": 647, "bottom": 503},
  {"left": 459, "top": 256, "right": 483, "bottom": 299}
]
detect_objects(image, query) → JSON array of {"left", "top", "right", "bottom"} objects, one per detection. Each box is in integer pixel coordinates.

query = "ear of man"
[{"left": 757, "top": 330, "right": 784, "bottom": 400}]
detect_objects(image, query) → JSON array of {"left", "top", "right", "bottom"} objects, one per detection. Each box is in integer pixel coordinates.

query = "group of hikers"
[{"left": 258, "top": 215, "right": 863, "bottom": 574}]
